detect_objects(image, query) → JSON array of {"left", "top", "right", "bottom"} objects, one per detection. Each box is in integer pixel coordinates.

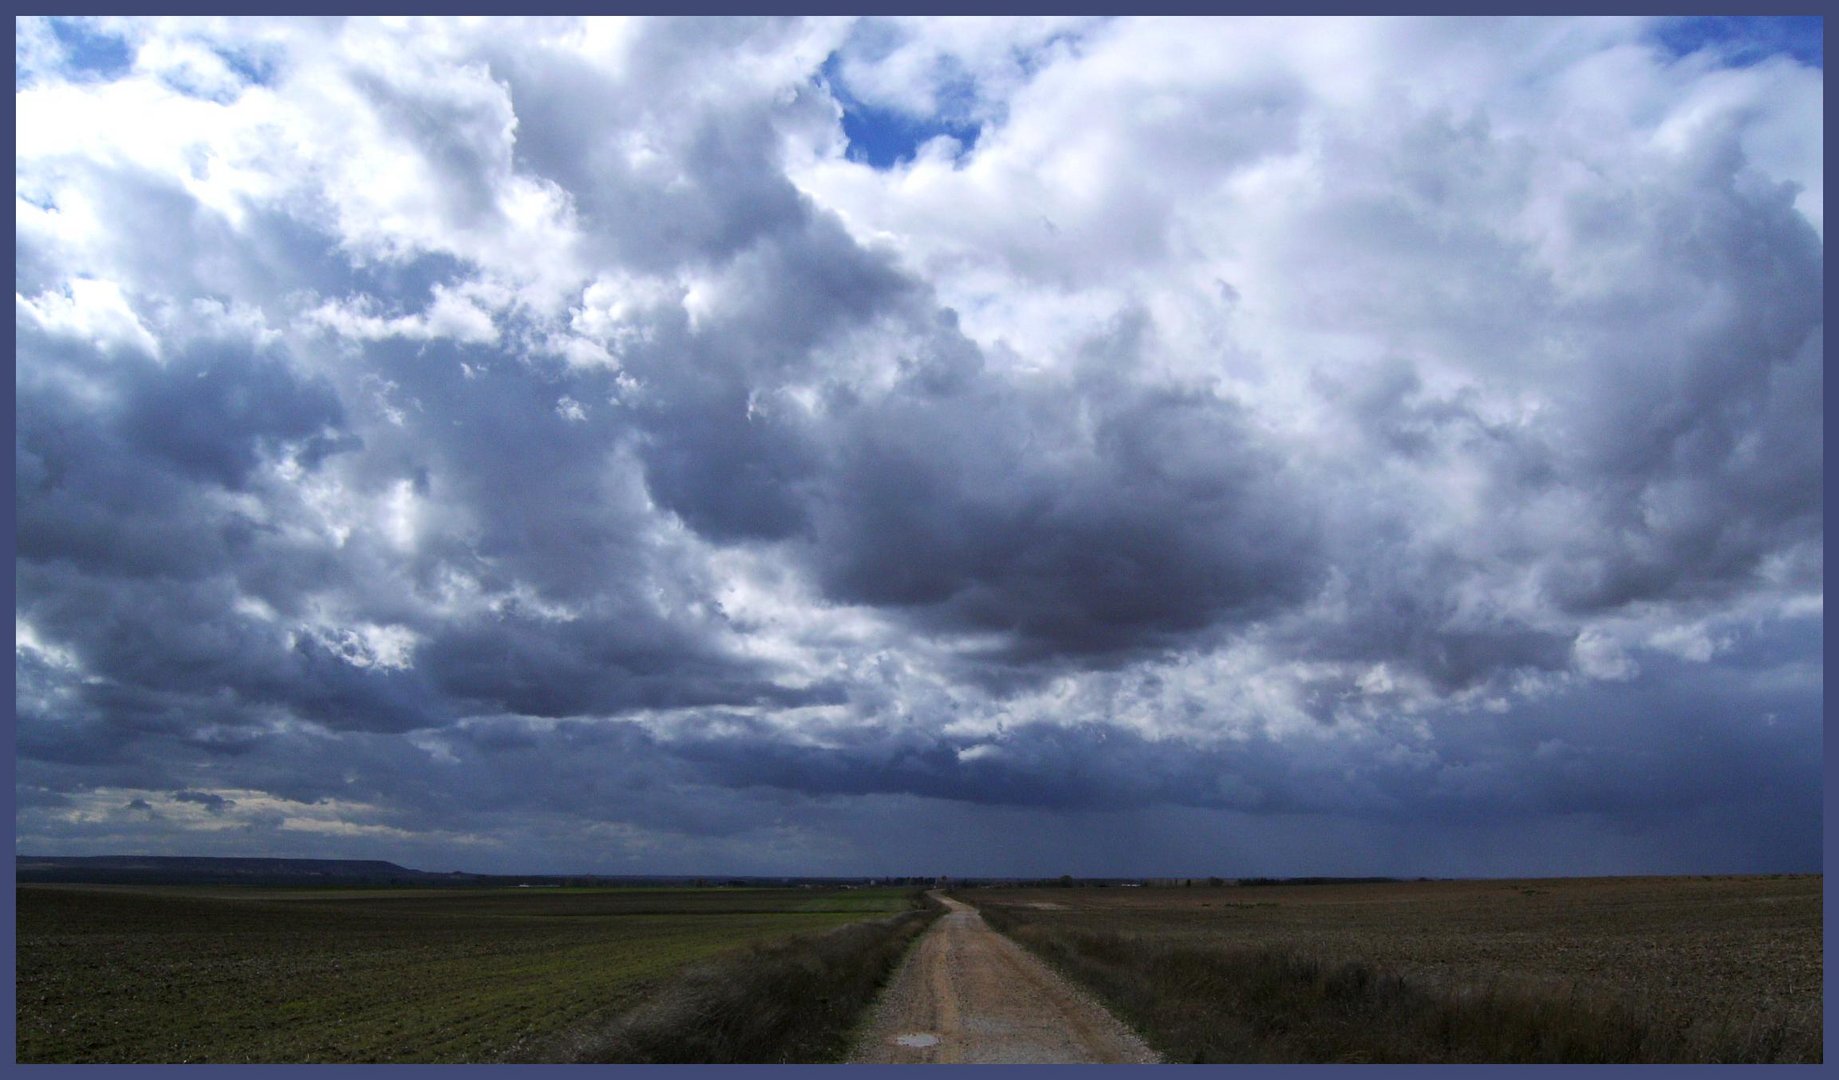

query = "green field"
[{"left": 16, "top": 884, "right": 917, "bottom": 1063}]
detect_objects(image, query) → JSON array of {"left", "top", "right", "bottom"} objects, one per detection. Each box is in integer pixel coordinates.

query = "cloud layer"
[{"left": 15, "top": 16, "right": 1822, "bottom": 874}]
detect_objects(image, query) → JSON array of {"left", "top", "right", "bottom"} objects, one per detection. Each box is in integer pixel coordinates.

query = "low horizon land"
[
  {"left": 13, "top": 852, "right": 1819, "bottom": 885},
  {"left": 16, "top": 868, "right": 1819, "bottom": 1063}
]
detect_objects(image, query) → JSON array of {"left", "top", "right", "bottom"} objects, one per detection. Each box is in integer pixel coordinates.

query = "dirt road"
[{"left": 848, "top": 893, "right": 1159, "bottom": 1064}]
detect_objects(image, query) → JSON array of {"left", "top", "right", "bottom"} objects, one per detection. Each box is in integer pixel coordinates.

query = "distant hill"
[
  {"left": 13, "top": 856, "right": 939, "bottom": 889},
  {"left": 15, "top": 855, "right": 471, "bottom": 886}
]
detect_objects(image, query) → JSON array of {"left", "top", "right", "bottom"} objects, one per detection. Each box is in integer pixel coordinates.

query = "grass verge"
[
  {"left": 524, "top": 891, "right": 945, "bottom": 1063},
  {"left": 975, "top": 902, "right": 1818, "bottom": 1064}
]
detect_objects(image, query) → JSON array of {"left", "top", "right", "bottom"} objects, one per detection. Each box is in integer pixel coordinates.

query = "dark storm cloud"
[
  {"left": 804, "top": 349, "right": 1326, "bottom": 667},
  {"left": 420, "top": 617, "right": 845, "bottom": 719},
  {"left": 616, "top": 266, "right": 1326, "bottom": 668},
  {"left": 622, "top": 211, "right": 914, "bottom": 542},
  {"left": 15, "top": 320, "right": 821, "bottom": 733},
  {"left": 171, "top": 790, "right": 235, "bottom": 814},
  {"left": 1537, "top": 144, "right": 1823, "bottom": 615},
  {"left": 17, "top": 319, "right": 442, "bottom": 737},
  {"left": 117, "top": 351, "right": 345, "bottom": 492},
  {"left": 18, "top": 617, "right": 1817, "bottom": 873},
  {"left": 666, "top": 622, "right": 1821, "bottom": 846},
  {"left": 15, "top": 571, "right": 441, "bottom": 739},
  {"left": 17, "top": 272, "right": 800, "bottom": 742},
  {"left": 17, "top": 323, "right": 347, "bottom": 497},
  {"left": 565, "top": 94, "right": 1815, "bottom": 691},
  {"left": 462, "top": 36, "right": 1337, "bottom": 670}
]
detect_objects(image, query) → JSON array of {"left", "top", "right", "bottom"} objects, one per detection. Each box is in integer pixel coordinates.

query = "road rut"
[{"left": 848, "top": 893, "right": 1159, "bottom": 1064}]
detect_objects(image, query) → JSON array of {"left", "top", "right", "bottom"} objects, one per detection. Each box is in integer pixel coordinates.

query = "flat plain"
[
  {"left": 15, "top": 883, "right": 913, "bottom": 1063},
  {"left": 967, "top": 874, "right": 1820, "bottom": 1063}
]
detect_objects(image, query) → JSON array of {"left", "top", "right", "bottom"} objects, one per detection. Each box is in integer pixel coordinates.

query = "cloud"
[
  {"left": 14, "top": 16, "right": 1822, "bottom": 875},
  {"left": 170, "top": 790, "right": 236, "bottom": 815}
]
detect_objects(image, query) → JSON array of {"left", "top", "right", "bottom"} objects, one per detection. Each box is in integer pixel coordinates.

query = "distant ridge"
[
  {"left": 12, "top": 855, "right": 937, "bottom": 889},
  {"left": 15, "top": 855, "right": 464, "bottom": 886}
]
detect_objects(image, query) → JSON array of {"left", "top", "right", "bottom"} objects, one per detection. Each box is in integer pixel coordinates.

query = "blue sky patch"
[
  {"left": 215, "top": 44, "right": 279, "bottom": 88},
  {"left": 1652, "top": 15, "right": 1822, "bottom": 69},
  {"left": 157, "top": 43, "right": 280, "bottom": 103},
  {"left": 840, "top": 103, "right": 982, "bottom": 170},
  {"left": 822, "top": 53, "right": 983, "bottom": 170},
  {"left": 47, "top": 18, "right": 133, "bottom": 81}
]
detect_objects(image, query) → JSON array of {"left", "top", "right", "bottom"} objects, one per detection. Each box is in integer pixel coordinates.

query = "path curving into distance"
[{"left": 848, "top": 893, "right": 1160, "bottom": 1064}]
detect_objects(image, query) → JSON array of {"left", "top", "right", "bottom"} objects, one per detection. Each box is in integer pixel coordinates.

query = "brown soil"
[{"left": 847, "top": 893, "right": 1159, "bottom": 1064}]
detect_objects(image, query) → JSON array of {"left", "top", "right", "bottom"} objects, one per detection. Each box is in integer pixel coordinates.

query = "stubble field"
[
  {"left": 16, "top": 883, "right": 920, "bottom": 1063},
  {"left": 966, "top": 874, "right": 1820, "bottom": 1063}
]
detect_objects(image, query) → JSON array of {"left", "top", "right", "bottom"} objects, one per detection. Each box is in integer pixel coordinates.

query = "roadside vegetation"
[
  {"left": 969, "top": 875, "right": 1820, "bottom": 1064},
  {"left": 16, "top": 883, "right": 930, "bottom": 1063},
  {"left": 527, "top": 892, "right": 945, "bottom": 1063}
]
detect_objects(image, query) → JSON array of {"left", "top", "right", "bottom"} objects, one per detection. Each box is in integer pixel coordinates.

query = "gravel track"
[{"left": 848, "top": 893, "right": 1159, "bottom": 1065}]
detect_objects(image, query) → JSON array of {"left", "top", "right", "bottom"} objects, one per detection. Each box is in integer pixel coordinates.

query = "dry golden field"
[{"left": 966, "top": 875, "right": 1820, "bottom": 1063}]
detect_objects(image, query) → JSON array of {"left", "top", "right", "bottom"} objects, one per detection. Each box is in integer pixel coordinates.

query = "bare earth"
[{"left": 848, "top": 893, "right": 1159, "bottom": 1065}]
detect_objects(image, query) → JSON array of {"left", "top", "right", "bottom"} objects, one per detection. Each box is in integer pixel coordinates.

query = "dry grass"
[
  {"left": 969, "top": 875, "right": 1820, "bottom": 1064},
  {"left": 523, "top": 895, "right": 945, "bottom": 1063}
]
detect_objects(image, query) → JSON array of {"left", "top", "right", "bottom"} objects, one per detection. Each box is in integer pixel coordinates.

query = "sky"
[{"left": 13, "top": 16, "right": 1823, "bottom": 878}]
